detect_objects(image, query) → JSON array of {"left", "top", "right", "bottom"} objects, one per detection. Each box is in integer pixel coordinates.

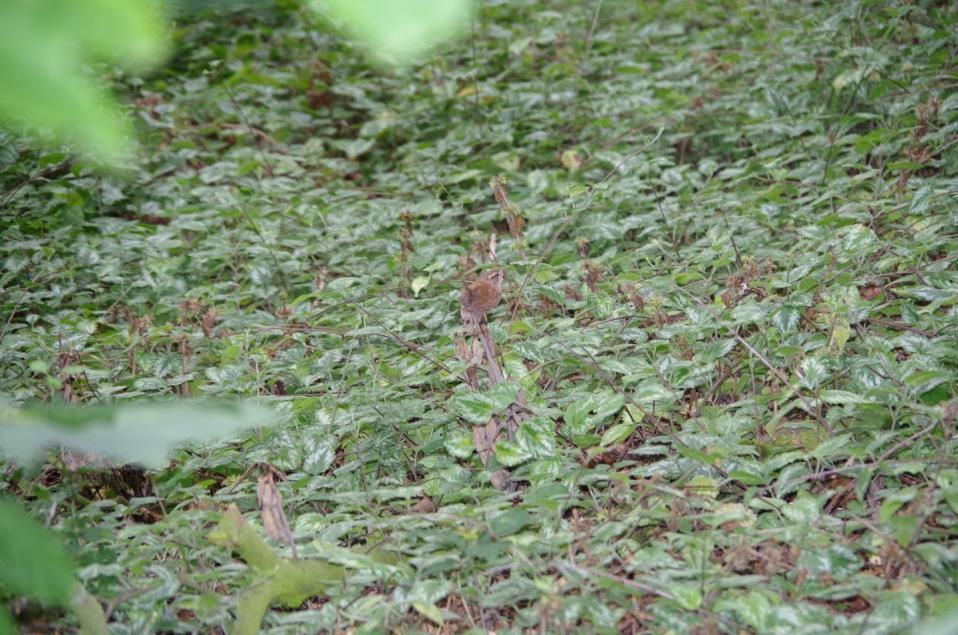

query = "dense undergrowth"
[{"left": 1, "top": 0, "right": 957, "bottom": 632}]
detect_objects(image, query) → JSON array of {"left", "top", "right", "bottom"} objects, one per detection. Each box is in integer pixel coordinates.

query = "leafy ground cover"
[{"left": 1, "top": 0, "right": 957, "bottom": 632}]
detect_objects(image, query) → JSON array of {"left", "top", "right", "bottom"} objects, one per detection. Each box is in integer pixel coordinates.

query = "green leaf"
[
  {"left": 887, "top": 514, "right": 921, "bottom": 547},
  {"left": 808, "top": 433, "right": 850, "bottom": 459},
  {"left": 796, "top": 544, "right": 861, "bottom": 579},
  {"left": 512, "top": 416, "right": 557, "bottom": 460},
  {"left": 411, "top": 601, "right": 443, "bottom": 625},
  {"left": 444, "top": 429, "right": 474, "bottom": 459},
  {"left": 331, "top": 137, "right": 376, "bottom": 160},
  {"left": 771, "top": 305, "right": 802, "bottom": 333},
  {"left": 495, "top": 438, "right": 530, "bottom": 467},
  {"left": 819, "top": 390, "right": 870, "bottom": 404},
  {"left": 410, "top": 275, "right": 430, "bottom": 297},
  {"left": 730, "top": 299, "right": 768, "bottom": 325},
  {"left": 695, "top": 338, "right": 736, "bottom": 364},
  {"left": 0, "top": 498, "right": 75, "bottom": 606},
  {"left": 302, "top": 435, "right": 336, "bottom": 474},
  {"left": 632, "top": 381, "right": 675, "bottom": 405},
  {"left": 667, "top": 583, "right": 703, "bottom": 610},
  {"left": 686, "top": 475, "right": 719, "bottom": 499},
  {"left": 798, "top": 358, "right": 828, "bottom": 390},
  {"left": 488, "top": 508, "right": 534, "bottom": 536},
  {"left": 782, "top": 491, "right": 820, "bottom": 524},
  {"left": 452, "top": 382, "right": 519, "bottom": 425},
  {"left": 563, "top": 390, "right": 624, "bottom": 436},
  {"left": 0, "top": 0, "right": 167, "bottom": 163},
  {"left": 839, "top": 224, "right": 878, "bottom": 253},
  {"left": 905, "top": 370, "right": 951, "bottom": 395},
  {"left": 829, "top": 317, "right": 851, "bottom": 352},
  {"left": 408, "top": 579, "right": 451, "bottom": 625},
  {"left": 916, "top": 608, "right": 958, "bottom": 635},
  {"left": 735, "top": 590, "right": 775, "bottom": 631},
  {"left": 599, "top": 421, "right": 635, "bottom": 447},
  {"left": 870, "top": 590, "right": 922, "bottom": 630},
  {"left": 311, "top": 0, "right": 474, "bottom": 64}
]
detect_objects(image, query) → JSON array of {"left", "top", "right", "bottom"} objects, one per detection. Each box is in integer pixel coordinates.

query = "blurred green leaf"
[
  {"left": 488, "top": 508, "right": 534, "bottom": 536},
  {"left": 916, "top": 608, "right": 958, "bottom": 635},
  {"left": 0, "top": 498, "right": 75, "bottom": 606},
  {"left": 310, "top": 0, "right": 473, "bottom": 64},
  {"left": 668, "top": 583, "right": 703, "bottom": 611},
  {"left": 0, "top": 401, "right": 274, "bottom": 467},
  {"left": 0, "top": 0, "right": 167, "bottom": 163},
  {"left": 599, "top": 421, "right": 634, "bottom": 447},
  {"left": 796, "top": 544, "right": 861, "bottom": 580}
]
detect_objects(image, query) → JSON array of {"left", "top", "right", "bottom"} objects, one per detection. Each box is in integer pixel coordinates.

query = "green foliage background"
[{"left": 1, "top": 0, "right": 957, "bottom": 632}]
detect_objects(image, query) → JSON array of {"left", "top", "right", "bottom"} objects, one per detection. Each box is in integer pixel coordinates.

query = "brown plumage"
[{"left": 460, "top": 270, "right": 505, "bottom": 316}]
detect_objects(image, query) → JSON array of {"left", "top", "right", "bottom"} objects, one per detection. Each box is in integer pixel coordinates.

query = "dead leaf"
[{"left": 257, "top": 472, "right": 297, "bottom": 558}]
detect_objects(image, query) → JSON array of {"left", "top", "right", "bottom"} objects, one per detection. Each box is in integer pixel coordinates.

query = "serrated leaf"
[
  {"left": 563, "top": 390, "right": 624, "bottom": 436},
  {"left": 512, "top": 416, "right": 556, "bottom": 461},
  {"left": 839, "top": 223, "right": 878, "bottom": 252},
  {"left": 495, "top": 438, "right": 530, "bottom": 466},
  {"left": 452, "top": 382, "right": 519, "bottom": 425},
  {"left": 829, "top": 316, "right": 851, "bottom": 352},
  {"left": 686, "top": 475, "right": 719, "bottom": 499},
  {"left": 444, "top": 429, "right": 474, "bottom": 459},
  {"left": 798, "top": 358, "right": 828, "bottom": 390},
  {"left": 772, "top": 305, "right": 802, "bottom": 333},
  {"left": 808, "top": 433, "right": 850, "bottom": 459}
]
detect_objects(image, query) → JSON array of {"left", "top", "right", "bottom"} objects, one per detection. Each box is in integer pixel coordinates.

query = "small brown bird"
[{"left": 460, "top": 269, "right": 505, "bottom": 316}]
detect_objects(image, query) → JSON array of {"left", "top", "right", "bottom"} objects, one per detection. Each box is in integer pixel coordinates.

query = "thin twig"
[
  {"left": 733, "top": 334, "right": 833, "bottom": 434},
  {"left": 583, "top": 0, "right": 604, "bottom": 61},
  {"left": 352, "top": 303, "right": 452, "bottom": 374},
  {"left": 1, "top": 159, "right": 73, "bottom": 211},
  {"left": 865, "top": 317, "right": 938, "bottom": 338}
]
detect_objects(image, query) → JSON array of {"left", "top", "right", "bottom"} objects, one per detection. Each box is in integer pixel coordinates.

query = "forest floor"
[{"left": 1, "top": 0, "right": 957, "bottom": 633}]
